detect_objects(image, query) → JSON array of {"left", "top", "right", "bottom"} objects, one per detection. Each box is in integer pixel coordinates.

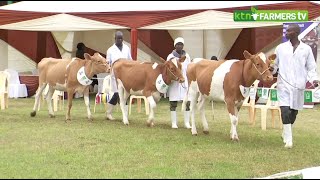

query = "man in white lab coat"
[
  {"left": 106, "top": 31, "right": 132, "bottom": 120},
  {"left": 271, "top": 23, "right": 319, "bottom": 148},
  {"left": 167, "top": 37, "right": 191, "bottom": 129}
]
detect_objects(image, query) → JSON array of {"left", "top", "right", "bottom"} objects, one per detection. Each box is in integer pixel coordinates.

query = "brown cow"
[
  {"left": 30, "top": 53, "right": 110, "bottom": 121},
  {"left": 182, "top": 50, "right": 275, "bottom": 141},
  {"left": 112, "top": 56, "right": 186, "bottom": 127}
]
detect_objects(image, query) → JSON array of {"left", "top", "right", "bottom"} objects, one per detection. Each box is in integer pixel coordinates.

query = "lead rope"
[{"left": 278, "top": 73, "right": 320, "bottom": 91}]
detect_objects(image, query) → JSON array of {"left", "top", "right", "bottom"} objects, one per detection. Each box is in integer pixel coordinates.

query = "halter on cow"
[
  {"left": 30, "top": 53, "right": 110, "bottom": 121},
  {"left": 182, "top": 50, "right": 275, "bottom": 141},
  {"left": 112, "top": 56, "right": 186, "bottom": 127}
]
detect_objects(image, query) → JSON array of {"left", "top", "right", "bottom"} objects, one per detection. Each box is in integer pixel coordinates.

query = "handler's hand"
[{"left": 313, "top": 80, "right": 320, "bottom": 87}]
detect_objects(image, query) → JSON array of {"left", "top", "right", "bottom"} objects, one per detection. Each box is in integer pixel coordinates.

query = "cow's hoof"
[
  {"left": 231, "top": 136, "right": 239, "bottom": 142},
  {"left": 192, "top": 133, "right": 198, "bottom": 136},
  {"left": 123, "top": 122, "right": 129, "bottom": 126},
  {"left": 49, "top": 114, "right": 55, "bottom": 118},
  {"left": 30, "top": 111, "right": 36, "bottom": 117},
  {"left": 146, "top": 120, "right": 154, "bottom": 127},
  {"left": 106, "top": 114, "right": 115, "bottom": 121},
  {"left": 203, "top": 130, "right": 209, "bottom": 135}
]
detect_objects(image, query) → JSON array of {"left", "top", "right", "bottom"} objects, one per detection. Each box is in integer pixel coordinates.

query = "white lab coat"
[
  {"left": 273, "top": 40, "right": 318, "bottom": 110},
  {"left": 106, "top": 43, "right": 132, "bottom": 93},
  {"left": 166, "top": 52, "right": 191, "bottom": 101}
]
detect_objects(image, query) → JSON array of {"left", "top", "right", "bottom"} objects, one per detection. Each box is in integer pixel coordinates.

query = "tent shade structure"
[
  {"left": 1, "top": 1, "right": 320, "bottom": 72},
  {"left": 140, "top": 10, "right": 282, "bottom": 30}
]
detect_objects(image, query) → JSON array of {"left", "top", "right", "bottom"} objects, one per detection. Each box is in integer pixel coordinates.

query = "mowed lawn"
[{"left": 1, "top": 94, "right": 320, "bottom": 178}]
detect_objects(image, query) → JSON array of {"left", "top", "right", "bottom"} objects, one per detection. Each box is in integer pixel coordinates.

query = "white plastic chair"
[
  {"left": 4, "top": 69, "right": 28, "bottom": 98},
  {"left": 129, "top": 95, "right": 149, "bottom": 115},
  {"left": 241, "top": 80, "right": 260, "bottom": 124},
  {"left": 253, "top": 82, "right": 282, "bottom": 130}
]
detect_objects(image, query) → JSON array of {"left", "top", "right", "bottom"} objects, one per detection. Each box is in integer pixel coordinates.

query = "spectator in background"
[
  {"left": 211, "top": 56, "right": 218, "bottom": 61},
  {"left": 76, "top": 42, "right": 98, "bottom": 92},
  {"left": 76, "top": 42, "right": 86, "bottom": 59},
  {"left": 166, "top": 37, "right": 191, "bottom": 129}
]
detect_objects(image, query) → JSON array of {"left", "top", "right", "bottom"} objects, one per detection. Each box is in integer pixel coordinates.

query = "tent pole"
[
  {"left": 202, "top": 30, "right": 206, "bottom": 59},
  {"left": 130, "top": 28, "right": 138, "bottom": 61}
]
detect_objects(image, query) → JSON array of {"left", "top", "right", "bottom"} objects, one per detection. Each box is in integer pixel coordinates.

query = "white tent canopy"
[
  {"left": 0, "top": 1, "right": 291, "bottom": 31},
  {"left": 0, "top": 1, "right": 291, "bottom": 13},
  {"left": 140, "top": 10, "right": 282, "bottom": 30},
  {"left": 0, "top": 14, "right": 127, "bottom": 31}
]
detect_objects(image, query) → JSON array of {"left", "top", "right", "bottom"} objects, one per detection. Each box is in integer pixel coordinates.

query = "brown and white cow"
[
  {"left": 112, "top": 56, "right": 186, "bottom": 126},
  {"left": 182, "top": 50, "right": 275, "bottom": 141},
  {"left": 30, "top": 53, "right": 110, "bottom": 121}
]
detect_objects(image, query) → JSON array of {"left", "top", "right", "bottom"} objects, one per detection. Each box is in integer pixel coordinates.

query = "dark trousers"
[
  {"left": 170, "top": 101, "right": 190, "bottom": 111},
  {"left": 108, "top": 92, "right": 128, "bottom": 105},
  {"left": 280, "top": 106, "right": 298, "bottom": 125}
]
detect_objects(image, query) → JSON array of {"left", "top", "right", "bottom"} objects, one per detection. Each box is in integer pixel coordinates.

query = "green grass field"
[{"left": 1, "top": 95, "right": 320, "bottom": 178}]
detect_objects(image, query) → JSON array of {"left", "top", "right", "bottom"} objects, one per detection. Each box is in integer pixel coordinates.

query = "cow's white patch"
[
  {"left": 172, "top": 58, "right": 178, "bottom": 68},
  {"left": 210, "top": 60, "right": 239, "bottom": 101},
  {"left": 147, "top": 96, "right": 157, "bottom": 109},
  {"left": 155, "top": 74, "right": 169, "bottom": 93},
  {"left": 229, "top": 113, "right": 238, "bottom": 124},
  {"left": 258, "top": 52, "right": 266, "bottom": 63},
  {"left": 77, "top": 66, "right": 93, "bottom": 86},
  {"left": 152, "top": 62, "right": 158, "bottom": 69},
  {"left": 239, "top": 85, "right": 250, "bottom": 98}
]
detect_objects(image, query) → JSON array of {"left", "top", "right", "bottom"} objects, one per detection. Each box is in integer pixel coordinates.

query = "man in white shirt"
[
  {"left": 271, "top": 24, "right": 319, "bottom": 148},
  {"left": 106, "top": 31, "right": 132, "bottom": 120},
  {"left": 167, "top": 37, "right": 191, "bottom": 129}
]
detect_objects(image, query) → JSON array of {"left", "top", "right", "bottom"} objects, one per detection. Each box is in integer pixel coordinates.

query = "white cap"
[{"left": 174, "top": 37, "right": 184, "bottom": 47}]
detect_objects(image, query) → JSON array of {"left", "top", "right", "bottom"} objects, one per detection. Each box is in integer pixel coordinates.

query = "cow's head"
[
  {"left": 160, "top": 56, "right": 186, "bottom": 83},
  {"left": 84, "top": 52, "right": 111, "bottom": 73},
  {"left": 243, "top": 50, "right": 274, "bottom": 82}
]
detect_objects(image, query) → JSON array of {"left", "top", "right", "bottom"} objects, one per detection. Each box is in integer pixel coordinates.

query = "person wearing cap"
[
  {"left": 166, "top": 37, "right": 191, "bottom": 129},
  {"left": 105, "top": 31, "right": 132, "bottom": 120}
]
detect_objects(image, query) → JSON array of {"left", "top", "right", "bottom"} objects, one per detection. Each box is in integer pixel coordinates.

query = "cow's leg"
[
  {"left": 146, "top": 96, "right": 156, "bottom": 127},
  {"left": 117, "top": 81, "right": 129, "bottom": 125},
  {"left": 66, "top": 89, "right": 74, "bottom": 121},
  {"left": 83, "top": 87, "right": 92, "bottom": 121},
  {"left": 30, "top": 83, "right": 47, "bottom": 117},
  {"left": 189, "top": 84, "right": 199, "bottom": 135},
  {"left": 198, "top": 95, "right": 209, "bottom": 134},
  {"left": 46, "top": 86, "right": 55, "bottom": 118},
  {"left": 123, "top": 90, "right": 130, "bottom": 122},
  {"left": 230, "top": 104, "right": 240, "bottom": 135},
  {"left": 225, "top": 99, "right": 239, "bottom": 141},
  {"left": 143, "top": 92, "right": 160, "bottom": 127}
]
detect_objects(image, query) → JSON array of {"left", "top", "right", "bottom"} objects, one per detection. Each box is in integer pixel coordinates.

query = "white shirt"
[
  {"left": 273, "top": 40, "right": 318, "bottom": 110},
  {"left": 106, "top": 43, "right": 132, "bottom": 66},
  {"left": 166, "top": 52, "right": 191, "bottom": 101},
  {"left": 106, "top": 43, "right": 132, "bottom": 93}
]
